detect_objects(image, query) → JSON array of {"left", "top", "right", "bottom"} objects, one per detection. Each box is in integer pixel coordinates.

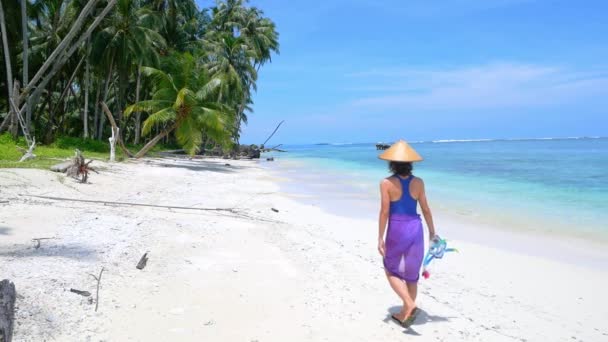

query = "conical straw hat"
[{"left": 378, "top": 140, "right": 423, "bottom": 162}]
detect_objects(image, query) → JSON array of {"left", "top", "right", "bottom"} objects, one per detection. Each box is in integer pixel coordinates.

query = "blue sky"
[{"left": 197, "top": 0, "right": 608, "bottom": 144}]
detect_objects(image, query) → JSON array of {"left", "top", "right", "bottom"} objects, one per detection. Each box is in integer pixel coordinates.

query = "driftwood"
[
  {"left": 32, "top": 237, "right": 56, "bottom": 249},
  {"left": 88, "top": 267, "right": 104, "bottom": 312},
  {"left": 136, "top": 253, "right": 148, "bottom": 270},
  {"left": 65, "top": 150, "right": 98, "bottom": 183},
  {"left": 261, "top": 143, "right": 286, "bottom": 153},
  {"left": 0, "top": 279, "right": 16, "bottom": 342},
  {"left": 50, "top": 160, "right": 73, "bottom": 172},
  {"left": 69, "top": 288, "right": 91, "bottom": 297},
  {"left": 16, "top": 138, "right": 36, "bottom": 162}
]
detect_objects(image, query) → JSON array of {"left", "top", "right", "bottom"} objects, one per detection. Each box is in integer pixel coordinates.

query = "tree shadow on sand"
[
  {"left": 145, "top": 159, "right": 249, "bottom": 174},
  {"left": 0, "top": 226, "right": 12, "bottom": 235},
  {"left": 0, "top": 242, "right": 97, "bottom": 261},
  {"left": 384, "top": 306, "right": 452, "bottom": 336}
]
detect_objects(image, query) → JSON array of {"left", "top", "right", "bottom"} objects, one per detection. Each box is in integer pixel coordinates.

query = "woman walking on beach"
[{"left": 377, "top": 140, "right": 436, "bottom": 326}]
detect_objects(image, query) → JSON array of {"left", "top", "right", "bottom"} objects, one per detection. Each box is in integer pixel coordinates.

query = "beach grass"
[{"left": 0, "top": 133, "right": 172, "bottom": 169}]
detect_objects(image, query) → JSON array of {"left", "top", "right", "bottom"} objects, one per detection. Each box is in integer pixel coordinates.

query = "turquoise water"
[{"left": 266, "top": 138, "right": 608, "bottom": 239}]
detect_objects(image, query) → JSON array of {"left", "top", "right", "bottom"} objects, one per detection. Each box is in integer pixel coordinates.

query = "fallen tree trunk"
[
  {"left": 50, "top": 160, "right": 73, "bottom": 172},
  {"left": 0, "top": 279, "right": 16, "bottom": 342}
]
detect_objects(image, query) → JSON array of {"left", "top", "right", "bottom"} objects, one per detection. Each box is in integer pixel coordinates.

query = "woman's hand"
[
  {"left": 429, "top": 231, "right": 437, "bottom": 242},
  {"left": 377, "top": 238, "right": 386, "bottom": 257}
]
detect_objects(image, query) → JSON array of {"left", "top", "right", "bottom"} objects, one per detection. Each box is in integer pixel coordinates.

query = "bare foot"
[
  {"left": 392, "top": 305, "right": 417, "bottom": 326},
  {"left": 404, "top": 305, "right": 417, "bottom": 319},
  {"left": 391, "top": 310, "right": 407, "bottom": 322}
]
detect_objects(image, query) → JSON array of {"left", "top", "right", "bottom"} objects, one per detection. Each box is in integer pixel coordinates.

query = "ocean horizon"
[{"left": 265, "top": 137, "right": 608, "bottom": 242}]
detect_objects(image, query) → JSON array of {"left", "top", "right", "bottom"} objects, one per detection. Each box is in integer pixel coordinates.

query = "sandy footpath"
[{"left": 1, "top": 158, "right": 607, "bottom": 341}]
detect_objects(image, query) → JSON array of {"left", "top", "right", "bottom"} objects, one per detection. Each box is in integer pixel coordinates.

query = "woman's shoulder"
[
  {"left": 381, "top": 176, "right": 399, "bottom": 186},
  {"left": 411, "top": 175, "right": 424, "bottom": 184}
]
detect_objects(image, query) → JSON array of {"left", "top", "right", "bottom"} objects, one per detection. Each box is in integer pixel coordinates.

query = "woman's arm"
[
  {"left": 417, "top": 179, "right": 436, "bottom": 240},
  {"left": 378, "top": 180, "right": 391, "bottom": 256}
]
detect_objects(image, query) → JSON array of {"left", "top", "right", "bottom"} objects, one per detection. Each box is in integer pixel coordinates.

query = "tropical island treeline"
[{"left": 0, "top": 0, "right": 279, "bottom": 157}]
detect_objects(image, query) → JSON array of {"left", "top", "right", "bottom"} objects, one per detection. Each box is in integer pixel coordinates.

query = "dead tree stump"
[{"left": 0, "top": 280, "right": 16, "bottom": 342}]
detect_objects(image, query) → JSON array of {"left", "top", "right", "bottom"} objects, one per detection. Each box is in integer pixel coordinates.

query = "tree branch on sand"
[
  {"left": 18, "top": 194, "right": 283, "bottom": 224},
  {"left": 88, "top": 267, "right": 104, "bottom": 312}
]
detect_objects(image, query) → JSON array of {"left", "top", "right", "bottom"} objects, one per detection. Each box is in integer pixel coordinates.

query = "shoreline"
[
  {"left": 263, "top": 156, "right": 608, "bottom": 270},
  {"left": 1, "top": 157, "right": 607, "bottom": 341}
]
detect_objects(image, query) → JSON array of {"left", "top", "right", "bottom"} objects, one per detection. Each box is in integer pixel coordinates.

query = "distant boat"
[{"left": 376, "top": 143, "right": 390, "bottom": 150}]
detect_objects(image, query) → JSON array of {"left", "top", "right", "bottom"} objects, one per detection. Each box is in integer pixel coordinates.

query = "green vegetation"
[
  {"left": 0, "top": 132, "right": 174, "bottom": 169},
  {"left": 0, "top": 0, "right": 279, "bottom": 163}
]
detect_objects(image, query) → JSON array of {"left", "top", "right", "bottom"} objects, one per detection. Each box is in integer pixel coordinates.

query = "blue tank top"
[{"left": 389, "top": 175, "right": 418, "bottom": 215}]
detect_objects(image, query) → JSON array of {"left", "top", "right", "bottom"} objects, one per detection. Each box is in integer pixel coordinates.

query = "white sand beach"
[{"left": 1, "top": 158, "right": 607, "bottom": 341}]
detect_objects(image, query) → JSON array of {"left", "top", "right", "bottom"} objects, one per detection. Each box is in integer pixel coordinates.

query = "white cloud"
[{"left": 348, "top": 63, "right": 608, "bottom": 110}]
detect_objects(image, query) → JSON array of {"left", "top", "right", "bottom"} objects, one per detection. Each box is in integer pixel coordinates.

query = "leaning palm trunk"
[
  {"left": 15, "top": 0, "right": 116, "bottom": 122},
  {"left": 134, "top": 125, "right": 176, "bottom": 158},
  {"left": 21, "top": 0, "right": 30, "bottom": 131},
  {"left": 21, "top": 0, "right": 98, "bottom": 103},
  {"left": 0, "top": 0, "right": 14, "bottom": 134},
  {"left": 49, "top": 55, "right": 85, "bottom": 122},
  {"left": 83, "top": 39, "right": 90, "bottom": 138},
  {"left": 0, "top": 0, "right": 13, "bottom": 99},
  {"left": 18, "top": 0, "right": 99, "bottom": 103}
]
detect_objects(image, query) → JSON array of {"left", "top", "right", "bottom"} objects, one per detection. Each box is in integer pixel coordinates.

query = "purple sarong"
[{"left": 383, "top": 214, "right": 424, "bottom": 283}]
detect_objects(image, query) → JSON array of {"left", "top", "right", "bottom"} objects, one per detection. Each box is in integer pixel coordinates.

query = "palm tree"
[
  {"left": 92, "top": 0, "right": 165, "bottom": 132},
  {"left": 240, "top": 7, "right": 279, "bottom": 69},
  {"left": 24, "top": 0, "right": 116, "bottom": 140},
  {"left": 211, "top": 0, "right": 246, "bottom": 33},
  {"left": 205, "top": 1, "right": 279, "bottom": 146},
  {"left": 206, "top": 33, "right": 255, "bottom": 103},
  {"left": 125, "top": 52, "right": 233, "bottom": 157},
  {"left": 205, "top": 33, "right": 256, "bottom": 145},
  {"left": 145, "top": 0, "right": 200, "bottom": 52},
  {"left": 234, "top": 8, "right": 278, "bottom": 144}
]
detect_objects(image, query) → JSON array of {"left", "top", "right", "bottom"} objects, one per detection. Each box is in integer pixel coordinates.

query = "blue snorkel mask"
[{"left": 422, "top": 235, "right": 457, "bottom": 279}]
